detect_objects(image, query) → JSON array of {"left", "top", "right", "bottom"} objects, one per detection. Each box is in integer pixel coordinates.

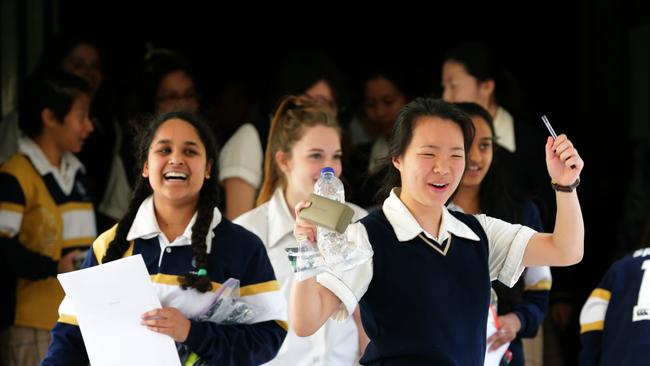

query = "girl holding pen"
[{"left": 291, "top": 97, "right": 584, "bottom": 365}]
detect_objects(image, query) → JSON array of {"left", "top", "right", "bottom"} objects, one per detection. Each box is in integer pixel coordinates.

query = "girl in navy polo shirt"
[
  {"left": 42, "top": 112, "right": 287, "bottom": 365},
  {"left": 291, "top": 98, "right": 584, "bottom": 365}
]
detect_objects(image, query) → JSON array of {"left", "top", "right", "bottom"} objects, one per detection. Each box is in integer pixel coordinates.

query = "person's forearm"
[
  {"left": 290, "top": 277, "right": 330, "bottom": 336},
  {"left": 0, "top": 236, "right": 58, "bottom": 278},
  {"left": 552, "top": 191, "right": 584, "bottom": 265}
]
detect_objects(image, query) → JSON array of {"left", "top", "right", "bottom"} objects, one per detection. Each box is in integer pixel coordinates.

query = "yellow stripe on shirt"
[
  {"left": 58, "top": 313, "right": 79, "bottom": 326},
  {"left": 524, "top": 279, "right": 552, "bottom": 291},
  {"left": 0, "top": 202, "right": 24, "bottom": 213},
  {"left": 581, "top": 320, "right": 604, "bottom": 333},
  {"left": 275, "top": 320, "right": 288, "bottom": 331},
  {"left": 59, "top": 202, "right": 94, "bottom": 212},
  {"left": 590, "top": 288, "right": 612, "bottom": 301},
  {"left": 150, "top": 273, "right": 222, "bottom": 292},
  {"left": 240, "top": 280, "right": 281, "bottom": 296}
]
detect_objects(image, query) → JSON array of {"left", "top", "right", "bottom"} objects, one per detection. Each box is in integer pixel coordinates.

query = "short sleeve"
[
  {"left": 316, "top": 222, "right": 373, "bottom": 321},
  {"left": 0, "top": 172, "right": 26, "bottom": 236},
  {"left": 476, "top": 214, "right": 536, "bottom": 287},
  {"left": 218, "top": 123, "right": 263, "bottom": 189}
]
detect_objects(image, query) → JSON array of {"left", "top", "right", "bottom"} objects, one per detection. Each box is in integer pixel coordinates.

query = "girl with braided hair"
[{"left": 42, "top": 112, "right": 287, "bottom": 365}]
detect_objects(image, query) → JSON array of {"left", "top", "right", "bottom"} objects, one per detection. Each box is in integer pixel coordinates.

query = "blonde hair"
[{"left": 256, "top": 95, "right": 341, "bottom": 206}]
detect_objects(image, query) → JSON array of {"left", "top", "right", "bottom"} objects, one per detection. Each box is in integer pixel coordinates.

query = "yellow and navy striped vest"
[{"left": 0, "top": 154, "right": 96, "bottom": 330}]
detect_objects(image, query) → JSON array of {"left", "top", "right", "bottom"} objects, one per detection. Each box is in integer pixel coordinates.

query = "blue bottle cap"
[{"left": 321, "top": 167, "right": 335, "bottom": 174}]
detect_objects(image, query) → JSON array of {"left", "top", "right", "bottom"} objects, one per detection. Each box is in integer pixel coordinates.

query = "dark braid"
[
  {"left": 102, "top": 113, "right": 160, "bottom": 264},
  {"left": 102, "top": 112, "right": 221, "bottom": 295},
  {"left": 177, "top": 111, "right": 221, "bottom": 293},
  {"left": 178, "top": 185, "right": 218, "bottom": 292},
  {"left": 102, "top": 178, "right": 152, "bottom": 263}
]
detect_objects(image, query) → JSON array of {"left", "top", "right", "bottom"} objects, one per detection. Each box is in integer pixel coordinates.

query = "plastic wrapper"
[
  {"left": 178, "top": 278, "right": 256, "bottom": 365},
  {"left": 285, "top": 237, "right": 327, "bottom": 281}
]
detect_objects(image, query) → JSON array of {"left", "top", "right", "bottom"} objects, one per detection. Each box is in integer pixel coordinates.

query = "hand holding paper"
[{"left": 57, "top": 255, "right": 181, "bottom": 366}]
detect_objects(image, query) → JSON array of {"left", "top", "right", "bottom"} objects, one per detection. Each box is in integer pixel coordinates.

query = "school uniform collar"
[
  {"left": 494, "top": 106, "right": 516, "bottom": 153},
  {"left": 126, "top": 195, "right": 222, "bottom": 253},
  {"left": 382, "top": 188, "right": 480, "bottom": 244},
  {"left": 267, "top": 188, "right": 296, "bottom": 248},
  {"left": 18, "top": 137, "right": 84, "bottom": 195}
]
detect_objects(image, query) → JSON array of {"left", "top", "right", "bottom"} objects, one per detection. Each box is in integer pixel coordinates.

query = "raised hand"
[
  {"left": 294, "top": 200, "right": 317, "bottom": 243},
  {"left": 545, "top": 134, "right": 584, "bottom": 186}
]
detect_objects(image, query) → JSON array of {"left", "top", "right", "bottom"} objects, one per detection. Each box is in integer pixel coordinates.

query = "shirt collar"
[
  {"left": 18, "top": 137, "right": 84, "bottom": 194},
  {"left": 267, "top": 188, "right": 296, "bottom": 248},
  {"left": 493, "top": 107, "right": 516, "bottom": 153},
  {"left": 126, "top": 195, "right": 223, "bottom": 253},
  {"left": 382, "top": 188, "right": 480, "bottom": 243}
]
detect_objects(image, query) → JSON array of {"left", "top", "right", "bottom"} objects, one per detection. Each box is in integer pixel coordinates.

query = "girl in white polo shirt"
[
  {"left": 235, "top": 95, "right": 368, "bottom": 365},
  {"left": 292, "top": 98, "right": 585, "bottom": 365}
]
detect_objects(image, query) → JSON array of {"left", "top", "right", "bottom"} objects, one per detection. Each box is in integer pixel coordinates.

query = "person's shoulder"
[
  {"left": 449, "top": 208, "right": 479, "bottom": 224},
  {"left": 614, "top": 247, "right": 650, "bottom": 269},
  {"left": 215, "top": 217, "right": 266, "bottom": 251},
  {"left": 233, "top": 202, "right": 268, "bottom": 226},
  {"left": 226, "top": 123, "right": 260, "bottom": 146},
  {"left": 359, "top": 208, "right": 390, "bottom": 229},
  {"left": 91, "top": 224, "right": 118, "bottom": 263},
  {"left": 0, "top": 155, "right": 38, "bottom": 194},
  {"left": 347, "top": 202, "right": 368, "bottom": 221},
  {"left": 0, "top": 154, "right": 31, "bottom": 173},
  {"left": 232, "top": 203, "right": 269, "bottom": 237}
]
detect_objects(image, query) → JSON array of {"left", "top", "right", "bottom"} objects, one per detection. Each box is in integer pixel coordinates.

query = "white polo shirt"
[
  {"left": 218, "top": 123, "right": 264, "bottom": 188},
  {"left": 235, "top": 188, "right": 367, "bottom": 366},
  {"left": 317, "top": 188, "right": 537, "bottom": 320}
]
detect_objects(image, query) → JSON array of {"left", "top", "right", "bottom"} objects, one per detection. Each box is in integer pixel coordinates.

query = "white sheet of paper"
[
  {"left": 484, "top": 308, "right": 510, "bottom": 366},
  {"left": 58, "top": 255, "right": 181, "bottom": 366}
]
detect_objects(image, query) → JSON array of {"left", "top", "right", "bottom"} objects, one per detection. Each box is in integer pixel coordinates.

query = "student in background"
[
  {"left": 441, "top": 42, "right": 548, "bottom": 211},
  {"left": 449, "top": 102, "right": 551, "bottom": 366},
  {"left": 219, "top": 52, "right": 346, "bottom": 220},
  {"left": 579, "top": 246, "right": 650, "bottom": 366},
  {"left": 0, "top": 72, "right": 96, "bottom": 366},
  {"left": 235, "top": 95, "right": 368, "bottom": 365},
  {"left": 347, "top": 66, "right": 410, "bottom": 208}
]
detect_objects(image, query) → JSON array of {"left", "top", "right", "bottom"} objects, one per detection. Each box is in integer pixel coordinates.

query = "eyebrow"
[
  {"left": 419, "top": 144, "right": 465, "bottom": 151},
  {"left": 155, "top": 139, "right": 200, "bottom": 147},
  {"left": 307, "top": 148, "right": 343, "bottom": 153}
]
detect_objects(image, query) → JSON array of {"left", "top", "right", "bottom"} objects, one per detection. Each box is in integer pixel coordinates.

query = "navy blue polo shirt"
[{"left": 580, "top": 247, "right": 650, "bottom": 366}]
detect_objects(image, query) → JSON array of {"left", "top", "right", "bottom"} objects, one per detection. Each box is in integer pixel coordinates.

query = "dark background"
[{"left": 3, "top": 0, "right": 649, "bottom": 362}]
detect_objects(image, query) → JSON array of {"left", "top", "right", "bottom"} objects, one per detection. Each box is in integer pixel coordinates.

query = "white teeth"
[
  {"left": 468, "top": 166, "right": 480, "bottom": 171},
  {"left": 164, "top": 172, "right": 188, "bottom": 179},
  {"left": 432, "top": 183, "right": 446, "bottom": 188}
]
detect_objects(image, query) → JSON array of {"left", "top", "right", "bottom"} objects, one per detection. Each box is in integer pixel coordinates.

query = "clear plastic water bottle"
[
  {"left": 314, "top": 167, "right": 371, "bottom": 270},
  {"left": 314, "top": 167, "right": 346, "bottom": 267}
]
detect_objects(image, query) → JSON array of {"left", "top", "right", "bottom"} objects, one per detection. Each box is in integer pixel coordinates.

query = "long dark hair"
[
  {"left": 444, "top": 42, "right": 527, "bottom": 120},
  {"left": 377, "top": 98, "right": 475, "bottom": 200},
  {"left": 102, "top": 111, "right": 219, "bottom": 293},
  {"left": 453, "top": 102, "right": 519, "bottom": 223}
]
